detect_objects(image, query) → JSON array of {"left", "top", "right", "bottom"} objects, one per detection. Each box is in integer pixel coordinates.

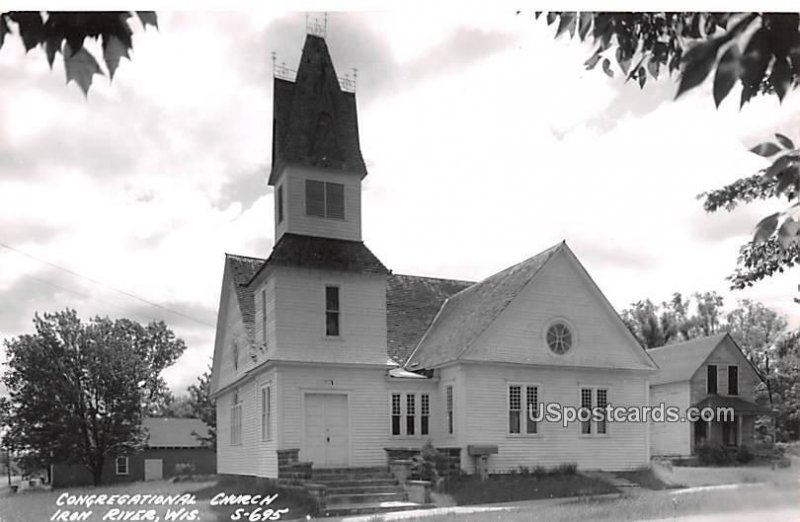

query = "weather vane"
[{"left": 306, "top": 12, "right": 328, "bottom": 38}]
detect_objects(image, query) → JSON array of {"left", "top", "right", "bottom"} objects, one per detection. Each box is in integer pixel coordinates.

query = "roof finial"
[{"left": 306, "top": 11, "right": 328, "bottom": 38}]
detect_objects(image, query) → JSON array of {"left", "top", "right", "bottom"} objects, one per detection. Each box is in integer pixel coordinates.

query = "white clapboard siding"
[
  {"left": 458, "top": 363, "right": 650, "bottom": 472},
  {"left": 216, "top": 368, "right": 279, "bottom": 477},
  {"left": 275, "top": 166, "right": 362, "bottom": 242},
  {"left": 468, "top": 248, "right": 653, "bottom": 371},
  {"left": 649, "top": 382, "right": 691, "bottom": 456},
  {"left": 251, "top": 276, "right": 278, "bottom": 364},
  {"left": 271, "top": 267, "right": 389, "bottom": 366},
  {"left": 280, "top": 365, "right": 415, "bottom": 467},
  {"left": 689, "top": 337, "right": 760, "bottom": 405},
  {"left": 214, "top": 276, "right": 255, "bottom": 393}
]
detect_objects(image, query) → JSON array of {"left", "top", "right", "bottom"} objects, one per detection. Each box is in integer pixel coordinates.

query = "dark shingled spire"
[{"left": 269, "top": 34, "right": 367, "bottom": 185}]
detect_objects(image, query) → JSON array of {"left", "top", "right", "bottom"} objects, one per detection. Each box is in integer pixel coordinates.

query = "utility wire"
[{"left": 0, "top": 241, "right": 216, "bottom": 328}]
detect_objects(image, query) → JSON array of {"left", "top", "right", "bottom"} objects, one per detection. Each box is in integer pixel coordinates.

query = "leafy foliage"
[
  {"left": 0, "top": 11, "right": 157, "bottom": 95},
  {"left": 1, "top": 309, "right": 185, "bottom": 485},
  {"left": 538, "top": 12, "right": 799, "bottom": 107},
  {"left": 621, "top": 291, "right": 724, "bottom": 348},
  {"left": 187, "top": 364, "right": 216, "bottom": 449},
  {"left": 540, "top": 12, "right": 800, "bottom": 299}
]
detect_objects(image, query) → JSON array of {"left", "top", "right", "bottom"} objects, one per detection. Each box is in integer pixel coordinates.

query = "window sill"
[
  {"left": 506, "top": 434, "right": 543, "bottom": 439},
  {"left": 323, "top": 336, "right": 346, "bottom": 342},
  {"left": 578, "top": 434, "right": 610, "bottom": 439}
]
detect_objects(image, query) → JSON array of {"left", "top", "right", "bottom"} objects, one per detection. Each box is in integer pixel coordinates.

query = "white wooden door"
[
  {"left": 144, "top": 459, "right": 163, "bottom": 481},
  {"left": 304, "top": 394, "right": 349, "bottom": 467}
]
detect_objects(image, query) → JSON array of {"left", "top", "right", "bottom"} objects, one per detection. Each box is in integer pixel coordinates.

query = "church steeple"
[
  {"left": 269, "top": 33, "right": 366, "bottom": 243},
  {"left": 269, "top": 35, "right": 367, "bottom": 185}
]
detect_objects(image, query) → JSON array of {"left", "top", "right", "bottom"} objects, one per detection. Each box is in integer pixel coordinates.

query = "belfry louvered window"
[{"left": 305, "top": 179, "right": 345, "bottom": 219}]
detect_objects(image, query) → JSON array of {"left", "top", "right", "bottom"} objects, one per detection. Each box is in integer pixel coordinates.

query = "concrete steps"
[{"left": 310, "top": 466, "right": 432, "bottom": 517}]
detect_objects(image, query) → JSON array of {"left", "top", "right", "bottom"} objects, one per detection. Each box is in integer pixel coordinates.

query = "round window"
[{"left": 546, "top": 322, "right": 572, "bottom": 354}]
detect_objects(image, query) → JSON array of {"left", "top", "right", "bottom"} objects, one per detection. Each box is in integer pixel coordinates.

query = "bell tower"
[{"left": 269, "top": 32, "right": 366, "bottom": 243}]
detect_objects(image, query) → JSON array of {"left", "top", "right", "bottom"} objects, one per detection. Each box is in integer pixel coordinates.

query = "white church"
[{"left": 210, "top": 31, "right": 659, "bottom": 485}]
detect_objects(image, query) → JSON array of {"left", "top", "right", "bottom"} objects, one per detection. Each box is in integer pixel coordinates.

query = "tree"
[
  {"left": 621, "top": 291, "right": 724, "bottom": 348},
  {"left": 2, "top": 309, "right": 185, "bottom": 486},
  {"left": 187, "top": 364, "right": 215, "bottom": 449},
  {"left": 0, "top": 11, "right": 157, "bottom": 95},
  {"left": 538, "top": 12, "right": 800, "bottom": 299}
]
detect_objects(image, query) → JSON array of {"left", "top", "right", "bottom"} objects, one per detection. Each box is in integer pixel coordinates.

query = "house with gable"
[
  {"left": 210, "top": 31, "right": 660, "bottom": 485},
  {"left": 649, "top": 333, "right": 773, "bottom": 457}
]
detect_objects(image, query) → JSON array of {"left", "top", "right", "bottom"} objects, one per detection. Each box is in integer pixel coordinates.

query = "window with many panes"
[
  {"left": 390, "top": 392, "right": 429, "bottom": 436},
  {"left": 509, "top": 384, "right": 539, "bottom": 435},
  {"left": 261, "top": 384, "right": 272, "bottom": 441},
  {"left": 580, "top": 387, "right": 608, "bottom": 436},
  {"left": 446, "top": 385, "right": 454, "bottom": 435},
  {"left": 728, "top": 366, "right": 738, "bottom": 395},
  {"left": 305, "top": 180, "right": 345, "bottom": 219},
  {"left": 115, "top": 456, "right": 128, "bottom": 475},
  {"left": 325, "top": 286, "right": 340, "bottom": 336},
  {"left": 231, "top": 389, "right": 242, "bottom": 445}
]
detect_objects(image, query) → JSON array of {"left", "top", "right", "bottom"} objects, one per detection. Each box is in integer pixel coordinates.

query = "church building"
[{"left": 210, "top": 31, "right": 659, "bottom": 481}]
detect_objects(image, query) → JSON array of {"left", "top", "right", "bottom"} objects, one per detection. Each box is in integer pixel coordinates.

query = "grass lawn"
[
  {"left": 193, "top": 475, "right": 318, "bottom": 520},
  {"left": 615, "top": 468, "right": 679, "bottom": 490},
  {"left": 440, "top": 472, "right": 618, "bottom": 506},
  {"left": 0, "top": 475, "right": 315, "bottom": 522},
  {"left": 0, "top": 479, "right": 216, "bottom": 522},
  {"left": 652, "top": 456, "right": 800, "bottom": 488},
  {"left": 390, "top": 481, "right": 799, "bottom": 522}
]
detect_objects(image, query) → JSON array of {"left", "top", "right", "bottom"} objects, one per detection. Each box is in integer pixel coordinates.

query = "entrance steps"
[{"left": 309, "top": 466, "right": 433, "bottom": 517}]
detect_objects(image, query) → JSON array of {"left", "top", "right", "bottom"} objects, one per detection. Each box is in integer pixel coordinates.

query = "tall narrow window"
[
  {"left": 526, "top": 386, "right": 539, "bottom": 434},
  {"left": 261, "top": 385, "right": 272, "bottom": 441},
  {"left": 261, "top": 289, "right": 268, "bottom": 346},
  {"left": 509, "top": 385, "right": 521, "bottom": 434},
  {"left": 596, "top": 388, "right": 608, "bottom": 435},
  {"left": 115, "top": 456, "right": 129, "bottom": 476},
  {"left": 728, "top": 366, "right": 738, "bottom": 395},
  {"left": 231, "top": 389, "right": 242, "bottom": 445},
  {"left": 391, "top": 393, "right": 401, "bottom": 436},
  {"left": 707, "top": 365, "right": 718, "bottom": 394},
  {"left": 325, "top": 286, "right": 340, "bottom": 336},
  {"left": 406, "top": 394, "right": 416, "bottom": 435},
  {"left": 277, "top": 184, "right": 284, "bottom": 224},
  {"left": 421, "top": 394, "right": 430, "bottom": 436},
  {"left": 232, "top": 341, "right": 239, "bottom": 372},
  {"left": 580, "top": 388, "right": 593, "bottom": 434},
  {"left": 446, "top": 385, "right": 454, "bottom": 435}
]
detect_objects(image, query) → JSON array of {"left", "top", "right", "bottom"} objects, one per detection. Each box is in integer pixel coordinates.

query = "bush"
[
  {"left": 175, "top": 462, "right": 196, "bottom": 475},
  {"left": 735, "top": 445, "right": 754, "bottom": 464},
  {"left": 695, "top": 443, "right": 733, "bottom": 465},
  {"left": 411, "top": 441, "right": 443, "bottom": 483},
  {"left": 554, "top": 462, "right": 578, "bottom": 475}
]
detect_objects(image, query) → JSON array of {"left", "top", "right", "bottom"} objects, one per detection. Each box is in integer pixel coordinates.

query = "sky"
[{"left": 1, "top": 10, "right": 799, "bottom": 394}]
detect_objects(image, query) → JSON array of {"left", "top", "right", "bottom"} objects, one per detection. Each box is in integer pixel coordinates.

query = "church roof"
[
  {"left": 248, "top": 233, "right": 389, "bottom": 286},
  {"left": 270, "top": 35, "right": 367, "bottom": 184},
  {"left": 404, "top": 243, "right": 563, "bottom": 369},
  {"left": 387, "top": 274, "right": 475, "bottom": 364},
  {"left": 226, "top": 253, "right": 265, "bottom": 341}
]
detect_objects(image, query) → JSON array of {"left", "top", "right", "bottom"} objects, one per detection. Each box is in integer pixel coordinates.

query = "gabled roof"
[
  {"left": 269, "top": 35, "right": 366, "bottom": 184},
  {"left": 248, "top": 233, "right": 389, "bottom": 285},
  {"left": 648, "top": 333, "right": 728, "bottom": 385},
  {"left": 226, "top": 253, "right": 265, "bottom": 340},
  {"left": 386, "top": 274, "right": 475, "bottom": 364},
  {"left": 142, "top": 417, "right": 210, "bottom": 448},
  {"left": 405, "top": 243, "right": 562, "bottom": 369}
]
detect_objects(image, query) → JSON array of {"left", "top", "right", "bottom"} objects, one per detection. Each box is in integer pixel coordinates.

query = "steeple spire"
[{"left": 269, "top": 33, "right": 366, "bottom": 185}]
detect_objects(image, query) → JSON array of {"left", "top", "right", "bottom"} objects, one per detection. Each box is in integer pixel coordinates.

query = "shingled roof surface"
[
  {"left": 226, "top": 253, "right": 265, "bottom": 337},
  {"left": 142, "top": 417, "right": 210, "bottom": 448},
  {"left": 250, "top": 233, "right": 389, "bottom": 282},
  {"left": 648, "top": 333, "right": 728, "bottom": 385},
  {"left": 270, "top": 35, "right": 366, "bottom": 183},
  {"left": 405, "top": 243, "right": 563, "bottom": 369},
  {"left": 387, "top": 274, "right": 475, "bottom": 364}
]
